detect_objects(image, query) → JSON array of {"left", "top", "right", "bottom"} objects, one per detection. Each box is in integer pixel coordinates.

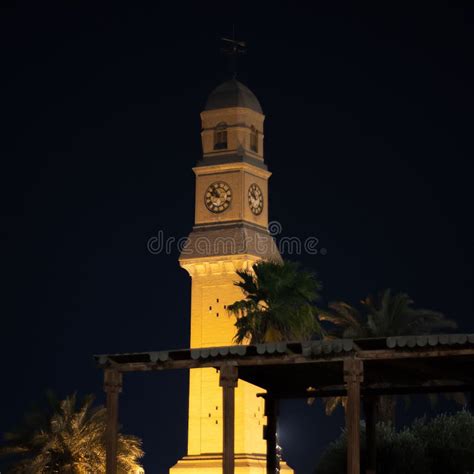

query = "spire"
[{"left": 221, "top": 26, "right": 246, "bottom": 79}]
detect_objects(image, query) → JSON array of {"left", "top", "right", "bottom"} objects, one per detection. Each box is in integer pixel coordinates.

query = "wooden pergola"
[{"left": 95, "top": 334, "right": 474, "bottom": 474}]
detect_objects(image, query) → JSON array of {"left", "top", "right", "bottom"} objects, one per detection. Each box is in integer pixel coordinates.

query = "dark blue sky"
[{"left": 1, "top": 2, "right": 473, "bottom": 473}]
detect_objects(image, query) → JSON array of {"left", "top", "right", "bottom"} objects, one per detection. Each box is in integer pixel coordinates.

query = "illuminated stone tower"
[{"left": 170, "top": 80, "right": 292, "bottom": 473}]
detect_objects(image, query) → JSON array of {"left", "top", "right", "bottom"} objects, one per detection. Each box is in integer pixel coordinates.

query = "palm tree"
[
  {"left": 319, "top": 289, "right": 458, "bottom": 422},
  {"left": 227, "top": 260, "right": 323, "bottom": 344},
  {"left": 0, "top": 392, "right": 144, "bottom": 473},
  {"left": 321, "top": 289, "right": 457, "bottom": 339}
]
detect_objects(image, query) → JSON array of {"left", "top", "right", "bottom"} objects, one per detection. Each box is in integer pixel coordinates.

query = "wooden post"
[
  {"left": 363, "top": 396, "right": 377, "bottom": 474},
  {"left": 344, "top": 359, "right": 363, "bottom": 474},
  {"left": 104, "top": 368, "right": 122, "bottom": 474},
  {"left": 264, "top": 395, "right": 279, "bottom": 474},
  {"left": 220, "top": 365, "right": 238, "bottom": 474}
]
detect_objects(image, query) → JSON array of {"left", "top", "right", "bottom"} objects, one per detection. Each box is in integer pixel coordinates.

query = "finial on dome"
[{"left": 221, "top": 26, "right": 246, "bottom": 79}]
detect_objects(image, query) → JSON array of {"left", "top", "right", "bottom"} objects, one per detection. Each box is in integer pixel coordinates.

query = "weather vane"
[{"left": 221, "top": 26, "right": 246, "bottom": 79}]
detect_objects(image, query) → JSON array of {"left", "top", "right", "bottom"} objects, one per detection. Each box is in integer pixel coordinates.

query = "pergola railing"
[{"left": 96, "top": 334, "right": 474, "bottom": 474}]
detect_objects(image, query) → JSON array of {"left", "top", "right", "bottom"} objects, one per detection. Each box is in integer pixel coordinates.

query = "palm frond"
[
  {"left": 323, "top": 396, "right": 346, "bottom": 415},
  {"left": 228, "top": 260, "right": 323, "bottom": 344},
  {"left": 0, "top": 393, "right": 144, "bottom": 473}
]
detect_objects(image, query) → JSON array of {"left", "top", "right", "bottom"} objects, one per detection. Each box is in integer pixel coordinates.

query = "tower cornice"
[
  {"left": 193, "top": 162, "right": 271, "bottom": 180},
  {"left": 179, "top": 254, "right": 260, "bottom": 277}
]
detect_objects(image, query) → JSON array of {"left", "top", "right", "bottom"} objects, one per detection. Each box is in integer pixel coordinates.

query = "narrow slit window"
[
  {"left": 214, "top": 122, "right": 228, "bottom": 150},
  {"left": 250, "top": 125, "right": 258, "bottom": 152}
]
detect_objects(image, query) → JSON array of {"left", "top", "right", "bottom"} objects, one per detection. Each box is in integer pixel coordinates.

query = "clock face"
[
  {"left": 205, "top": 181, "right": 232, "bottom": 213},
  {"left": 248, "top": 183, "right": 264, "bottom": 215}
]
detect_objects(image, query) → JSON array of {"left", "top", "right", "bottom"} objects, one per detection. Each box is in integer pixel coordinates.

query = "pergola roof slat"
[
  {"left": 95, "top": 334, "right": 474, "bottom": 397},
  {"left": 386, "top": 333, "right": 474, "bottom": 349}
]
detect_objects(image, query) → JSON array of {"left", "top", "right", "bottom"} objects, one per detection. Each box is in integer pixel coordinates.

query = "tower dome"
[{"left": 204, "top": 79, "right": 263, "bottom": 113}]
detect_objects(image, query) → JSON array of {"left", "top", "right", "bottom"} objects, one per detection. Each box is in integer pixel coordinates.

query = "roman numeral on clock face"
[
  {"left": 248, "top": 183, "right": 263, "bottom": 215},
  {"left": 205, "top": 182, "right": 232, "bottom": 213}
]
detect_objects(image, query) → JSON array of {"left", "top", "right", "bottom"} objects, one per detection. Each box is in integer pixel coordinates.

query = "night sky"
[{"left": 1, "top": 2, "right": 473, "bottom": 473}]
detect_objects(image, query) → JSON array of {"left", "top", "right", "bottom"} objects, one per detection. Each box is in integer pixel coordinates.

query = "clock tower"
[{"left": 170, "top": 80, "right": 292, "bottom": 473}]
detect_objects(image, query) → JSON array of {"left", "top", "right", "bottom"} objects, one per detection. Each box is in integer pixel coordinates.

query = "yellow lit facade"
[{"left": 170, "top": 80, "right": 292, "bottom": 473}]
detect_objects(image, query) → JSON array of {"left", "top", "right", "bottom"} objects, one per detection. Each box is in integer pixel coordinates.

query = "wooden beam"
[
  {"left": 264, "top": 395, "right": 279, "bottom": 474},
  {"left": 104, "top": 368, "right": 122, "bottom": 474},
  {"left": 363, "top": 396, "right": 377, "bottom": 474},
  {"left": 99, "top": 354, "right": 346, "bottom": 372},
  {"left": 359, "top": 348, "right": 474, "bottom": 360},
  {"left": 256, "top": 383, "right": 473, "bottom": 400},
  {"left": 95, "top": 347, "right": 474, "bottom": 373},
  {"left": 220, "top": 365, "right": 238, "bottom": 474},
  {"left": 344, "top": 359, "right": 363, "bottom": 474}
]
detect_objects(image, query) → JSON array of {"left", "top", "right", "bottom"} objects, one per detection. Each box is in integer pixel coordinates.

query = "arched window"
[
  {"left": 214, "top": 122, "right": 228, "bottom": 150},
  {"left": 250, "top": 125, "right": 258, "bottom": 152}
]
